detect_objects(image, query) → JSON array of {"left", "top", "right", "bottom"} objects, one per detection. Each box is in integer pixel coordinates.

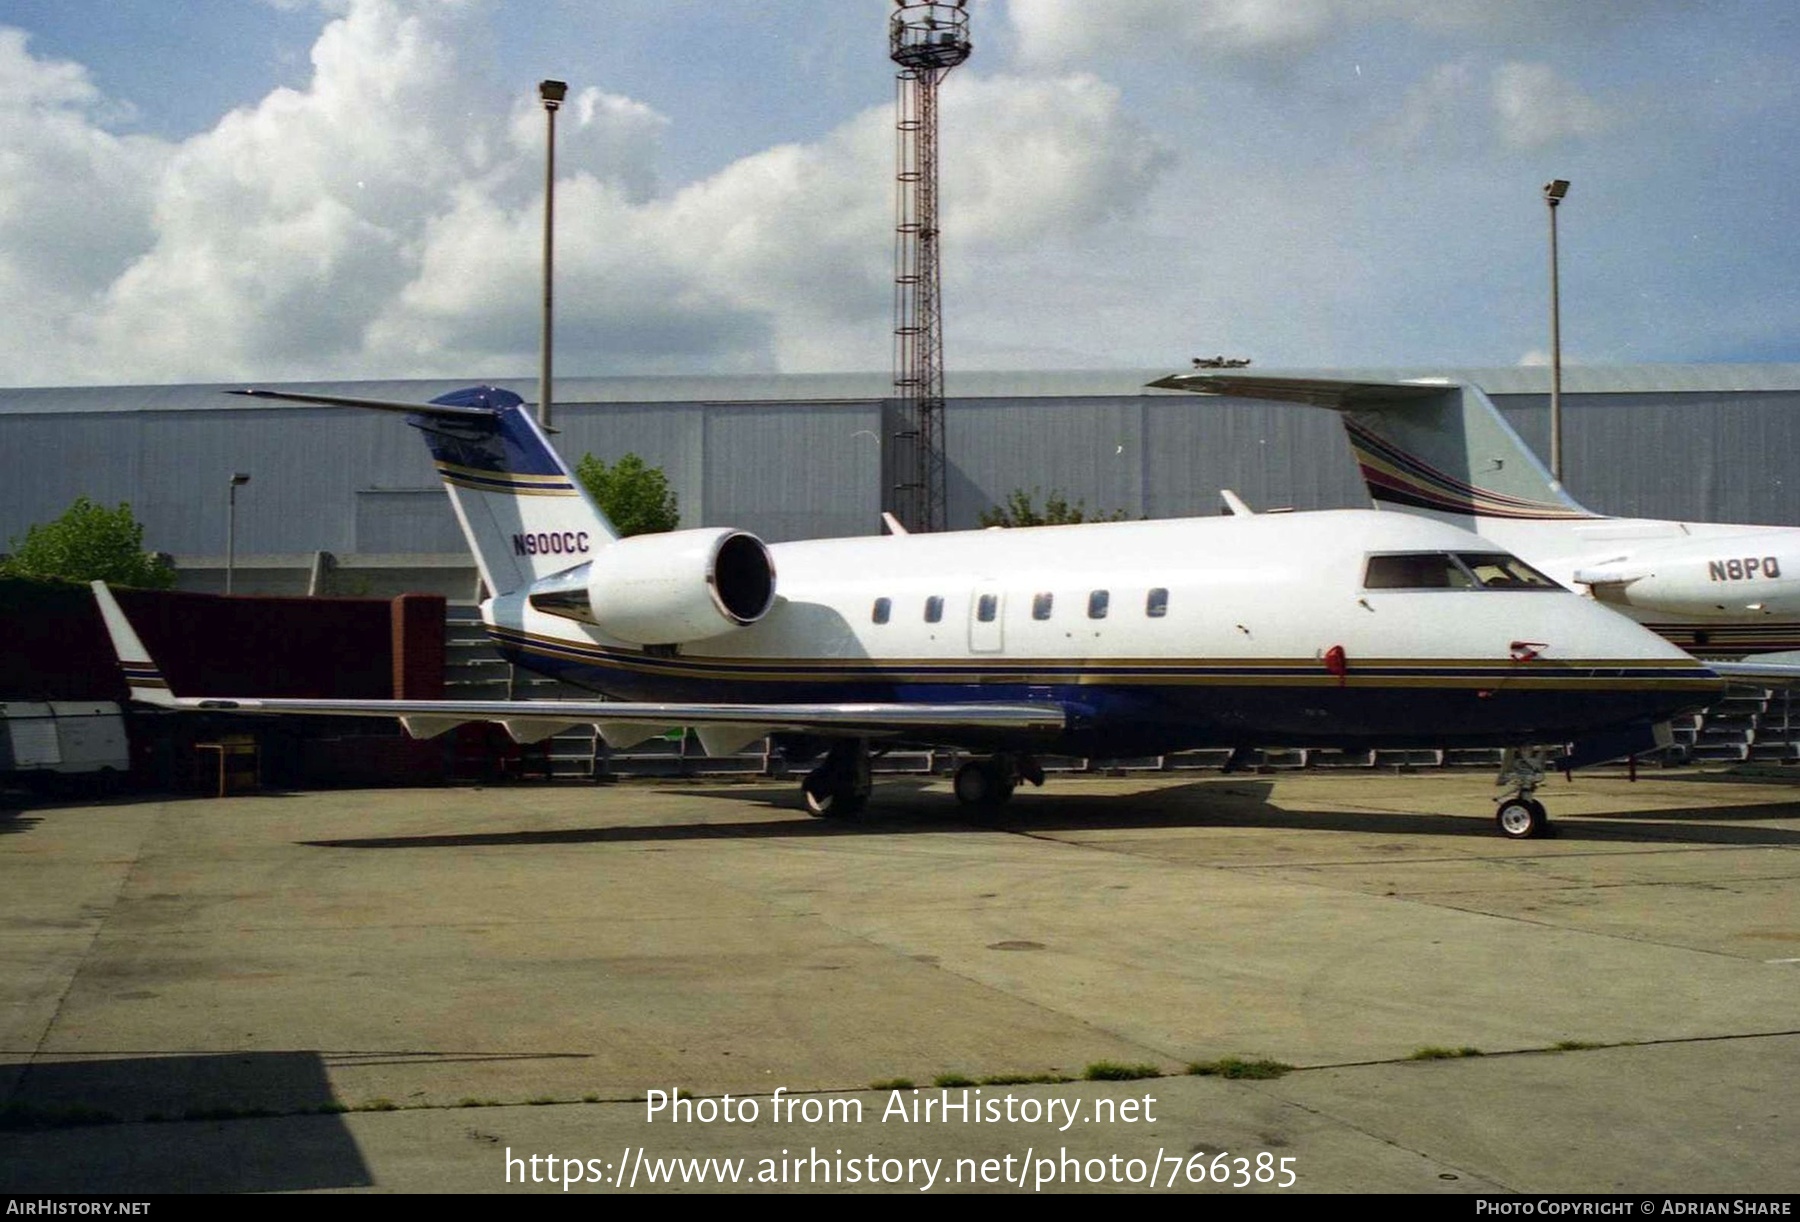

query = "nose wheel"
[
  {"left": 1494, "top": 747, "right": 1553, "bottom": 839},
  {"left": 1495, "top": 796, "right": 1548, "bottom": 839}
]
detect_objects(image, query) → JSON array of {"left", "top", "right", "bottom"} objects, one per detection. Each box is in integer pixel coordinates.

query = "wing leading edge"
[{"left": 91, "top": 583, "right": 1066, "bottom": 754}]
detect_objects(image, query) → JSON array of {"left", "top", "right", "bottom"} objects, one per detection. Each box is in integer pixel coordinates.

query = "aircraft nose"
[{"left": 1595, "top": 608, "right": 1728, "bottom": 715}]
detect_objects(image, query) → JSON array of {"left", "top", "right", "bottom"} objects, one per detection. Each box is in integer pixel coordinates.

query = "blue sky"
[{"left": 2, "top": 0, "right": 1797, "bottom": 386}]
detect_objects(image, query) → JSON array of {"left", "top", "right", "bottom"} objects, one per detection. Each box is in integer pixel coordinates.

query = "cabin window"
[
  {"left": 977, "top": 594, "right": 998, "bottom": 622},
  {"left": 1457, "top": 553, "right": 1561, "bottom": 590},
  {"left": 1363, "top": 553, "right": 1475, "bottom": 590},
  {"left": 1146, "top": 587, "right": 1169, "bottom": 618},
  {"left": 1088, "top": 589, "right": 1110, "bottom": 619},
  {"left": 1032, "top": 592, "right": 1054, "bottom": 620},
  {"left": 924, "top": 595, "right": 944, "bottom": 623},
  {"left": 872, "top": 597, "right": 891, "bottom": 624}
]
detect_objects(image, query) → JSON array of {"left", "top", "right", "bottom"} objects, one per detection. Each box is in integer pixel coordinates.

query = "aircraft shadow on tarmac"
[
  {"left": 301, "top": 777, "right": 1800, "bottom": 850},
  {"left": 0, "top": 1050, "right": 371, "bottom": 1193},
  {"left": 0, "top": 809, "right": 43, "bottom": 835}
]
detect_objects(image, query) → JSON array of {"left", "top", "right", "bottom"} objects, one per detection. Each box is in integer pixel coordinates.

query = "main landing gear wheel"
[
  {"left": 1495, "top": 796, "right": 1548, "bottom": 840},
  {"left": 801, "top": 739, "right": 871, "bottom": 819},
  {"left": 953, "top": 758, "right": 1018, "bottom": 807}
]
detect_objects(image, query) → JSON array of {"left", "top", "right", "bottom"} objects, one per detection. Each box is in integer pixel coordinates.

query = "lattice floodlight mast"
[{"left": 890, "top": 1, "right": 970, "bottom": 532}]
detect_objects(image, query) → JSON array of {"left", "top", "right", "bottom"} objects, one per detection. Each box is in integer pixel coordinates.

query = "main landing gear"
[
  {"left": 952, "top": 753, "right": 1045, "bottom": 809},
  {"left": 800, "top": 745, "right": 1047, "bottom": 817},
  {"left": 1494, "top": 747, "right": 1552, "bottom": 839},
  {"left": 801, "top": 739, "right": 871, "bottom": 818}
]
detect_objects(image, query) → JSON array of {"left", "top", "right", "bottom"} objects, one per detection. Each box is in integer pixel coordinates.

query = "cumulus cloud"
[
  {"left": 1376, "top": 57, "right": 1611, "bottom": 154},
  {"left": 0, "top": 29, "right": 168, "bottom": 382},
  {"left": 0, "top": 0, "right": 1167, "bottom": 384},
  {"left": 506, "top": 86, "right": 669, "bottom": 205},
  {"left": 1490, "top": 61, "right": 1613, "bottom": 148},
  {"left": 943, "top": 74, "right": 1170, "bottom": 245},
  {"left": 1007, "top": 0, "right": 1661, "bottom": 67},
  {"left": 1377, "top": 59, "right": 1482, "bottom": 153},
  {"left": 371, "top": 65, "right": 1164, "bottom": 375},
  {"left": 1008, "top": 0, "right": 1339, "bottom": 66}
]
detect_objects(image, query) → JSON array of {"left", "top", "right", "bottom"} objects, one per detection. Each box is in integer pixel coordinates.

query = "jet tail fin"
[
  {"left": 1151, "top": 372, "right": 1595, "bottom": 523},
  {"left": 231, "top": 385, "right": 619, "bottom": 596}
]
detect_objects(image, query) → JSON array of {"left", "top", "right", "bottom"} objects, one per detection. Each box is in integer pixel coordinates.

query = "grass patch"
[
  {"left": 1552, "top": 1040, "right": 1604, "bottom": 1052},
  {"left": 359, "top": 1098, "right": 400, "bottom": 1112},
  {"left": 977, "top": 1072, "right": 1073, "bottom": 1086},
  {"left": 1408, "top": 1047, "right": 1483, "bottom": 1061},
  {"left": 1084, "top": 1061, "right": 1163, "bottom": 1082},
  {"left": 1187, "top": 1057, "right": 1294, "bottom": 1080},
  {"left": 527, "top": 1096, "right": 558, "bottom": 1106},
  {"left": 870, "top": 1078, "right": 914, "bottom": 1091},
  {"left": 933, "top": 1073, "right": 976, "bottom": 1088}
]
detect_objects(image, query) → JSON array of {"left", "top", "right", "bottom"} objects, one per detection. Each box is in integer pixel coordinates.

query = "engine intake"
[{"left": 527, "top": 527, "right": 776, "bottom": 645}]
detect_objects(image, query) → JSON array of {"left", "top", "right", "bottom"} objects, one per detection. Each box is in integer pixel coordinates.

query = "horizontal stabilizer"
[
  {"left": 1147, "top": 372, "right": 1452, "bottom": 408},
  {"left": 229, "top": 387, "right": 501, "bottom": 419}
]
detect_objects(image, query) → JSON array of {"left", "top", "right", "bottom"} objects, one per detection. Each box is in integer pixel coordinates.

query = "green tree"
[
  {"left": 574, "top": 453, "right": 680, "bottom": 537},
  {"left": 0, "top": 497, "right": 175, "bottom": 588},
  {"left": 978, "top": 487, "right": 1127, "bottom": 528}
]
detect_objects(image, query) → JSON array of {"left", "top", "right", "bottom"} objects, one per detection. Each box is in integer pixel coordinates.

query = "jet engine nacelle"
[
  {"left": 1575, "top": 536, "right": 1800, "bottom": 620},
  {"left": 527, "top": 528, "right": 777, "bottom": 645}
]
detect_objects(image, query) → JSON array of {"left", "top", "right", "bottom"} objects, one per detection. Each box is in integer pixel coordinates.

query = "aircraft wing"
[{"left": 91, "top": 583, "right": 1065, "bottom": 755}]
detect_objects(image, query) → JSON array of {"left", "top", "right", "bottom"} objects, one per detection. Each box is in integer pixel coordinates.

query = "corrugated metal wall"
[
  {"left": 1492, "top": 391, "right": 1800, "bottom": 523},
  {"left": 4, "top": 372, "right": 1799, "bottom": 565}
]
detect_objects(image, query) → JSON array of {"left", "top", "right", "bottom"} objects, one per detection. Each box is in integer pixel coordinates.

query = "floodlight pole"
[
  {"left": 226, "top": 473, "right": 250, "bottom": 595},
  {"left": 539, "top": 79, "right": 568, "bottom": 430},
  {"left": 1544, "top": 178, "right": 1569, "bottom": 483}
]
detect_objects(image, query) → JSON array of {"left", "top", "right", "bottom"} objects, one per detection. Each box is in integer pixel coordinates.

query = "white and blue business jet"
[{"left": 93, "top": 385, "right": 1725, "bottom": 838}]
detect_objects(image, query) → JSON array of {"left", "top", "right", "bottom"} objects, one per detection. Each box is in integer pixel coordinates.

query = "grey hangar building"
[{"left": 3, "top": 363, "right": 1798, "bottom": 600}]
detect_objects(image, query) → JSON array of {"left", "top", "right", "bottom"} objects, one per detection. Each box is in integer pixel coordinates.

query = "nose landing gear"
[{"left": 1494, "top": 746, "right": 1553, "bottom": 839}]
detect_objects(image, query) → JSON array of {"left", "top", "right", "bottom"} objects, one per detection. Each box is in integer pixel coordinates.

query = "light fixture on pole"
[
  {"left": 1544, "top": 178, "right": 1569, "bottom": 483},
  {"left": 538, "top": 79, "right": 568, "bottom": 430},
  {"left": 226, "top": 472, "right": 251, "bottom": 595}
]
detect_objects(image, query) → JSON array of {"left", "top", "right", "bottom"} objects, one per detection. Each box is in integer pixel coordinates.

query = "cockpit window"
[
  {"left": 1456, "top": 553, "right": 1561, "bottom": 590},
  {"left": 1364, "top": 551, "right": 1561, "bottom": 591},
  {"left": 1363, "top": 553, "right": 1475, "bottom": 590}
]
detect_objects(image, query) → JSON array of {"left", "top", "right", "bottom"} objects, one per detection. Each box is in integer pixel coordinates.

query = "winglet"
[{"left": 90, "top": 582, "right": 178, "bottom": 707}]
